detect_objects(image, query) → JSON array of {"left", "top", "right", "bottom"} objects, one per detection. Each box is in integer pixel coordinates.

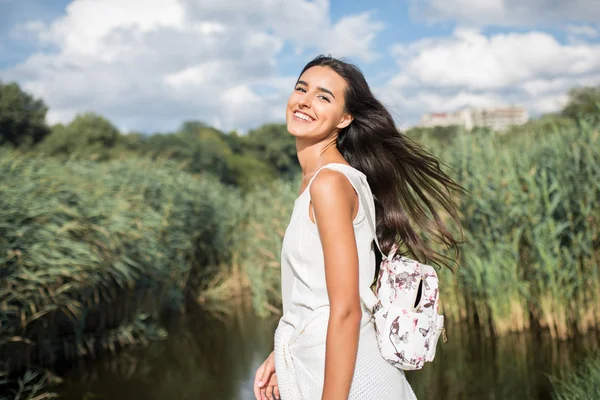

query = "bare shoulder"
[{"left": 309, "top": 168, "right": 356, "bottom": 208}]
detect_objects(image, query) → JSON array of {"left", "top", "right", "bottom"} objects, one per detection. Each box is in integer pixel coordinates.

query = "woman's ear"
[{"left": 337, "top": 113, "right": 354, "bottom": 130}]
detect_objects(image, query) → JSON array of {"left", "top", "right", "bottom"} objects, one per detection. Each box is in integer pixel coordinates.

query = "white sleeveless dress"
[{"left": 273, "top": 163, "right": 417, "bottom": 399}]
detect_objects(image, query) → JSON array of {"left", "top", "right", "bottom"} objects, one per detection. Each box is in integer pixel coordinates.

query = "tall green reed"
[
  {"left": 1, "top": 116, "right": 598, "bottom": 385},
  {"left": 0, "top": 150, "right": 241, "bottom": 373},
  {"left": 550, "top": 351, "right": 600, "bottom": 400},
  {"left": 435, "top": 122, "right": 600, "bottom": 339},
  {"left": 230, "top": 122, "right": 599, "bottom": 339}
]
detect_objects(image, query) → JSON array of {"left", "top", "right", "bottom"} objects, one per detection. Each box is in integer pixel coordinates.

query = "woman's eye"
[{"left": 319, "top": 96, "right": 330, "bottom": 102}]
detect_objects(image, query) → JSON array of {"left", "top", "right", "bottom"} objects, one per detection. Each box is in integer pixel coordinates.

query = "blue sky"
[{"left": 1, "top": 0, "right": 599, "bottom": 133}]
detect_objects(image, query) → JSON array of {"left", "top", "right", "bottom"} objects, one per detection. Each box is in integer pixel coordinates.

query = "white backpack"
[{"left": 356, "top": 176, "right": 446, "bottom": 371}]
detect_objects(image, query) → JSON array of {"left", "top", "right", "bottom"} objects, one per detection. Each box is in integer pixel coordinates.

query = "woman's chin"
[
  {"left": 287, "top": 122, "right": 316, "bottom": 138},
  {"left": 286, "top": 125, "right": 304, "bottom": 138}
]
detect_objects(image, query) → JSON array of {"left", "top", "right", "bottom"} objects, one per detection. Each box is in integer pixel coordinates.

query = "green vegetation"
[
  {"left": 0, "top": 81, "right": 50, "bottom": 148},
  {"left": 1, "top": 81, "right": 599, "bottom": 397},
  {"left": 437, "top": 120, "right": 599, "bottom": 339},
  {"left": 232, "top": 119, "right": 599, "bottom": 340},
  {"left": 562, "top": 86, "right": 600, "bottom": 126},
  {"left": 0, "top": 151, "right": 241, "bottom": 371},
  {"left": 38, "top": 112, "right": 121, "bottom": 161},
  {"left": 551, "top": 352, "right": 600, "bottom": 400},
  {"left": 0, "top": 147, "right": 294, "bottom": 397},
  {"left": 32, "top": 115, "right": 299, "bottom": 191}
]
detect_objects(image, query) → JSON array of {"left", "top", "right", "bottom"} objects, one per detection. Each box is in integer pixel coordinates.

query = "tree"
[
  {"left": 562, "top": 86, "right": 600, "bottom": 125},
  {"left": 68, "top": 112, "right": 120, "bottom": 148},
  {"left": 138, "top": 122, "right": 237, "bottom": 182},
  {"left": 119, "top": 132, "right": 146, "bottom": 151},
  {"left": 244, "top": 123, "right": 299, "bottom": 180},
  {"left": 188, "top": 128, "right": 233, "bottom": 178},
  {"left": 39, "top": 112, "right": 121, "bottom": 160},
  {"left": 180, "top": 120, "right": 210, "bottom": 135},
  {"left": 39, "top": 123, "right": 73, "bottom": 155},
  {"left": 226, "top": 153, "right": 276, "bottom": 190},
  {"left": 0, "top": 81, "right": 50, "bottom": 147}
]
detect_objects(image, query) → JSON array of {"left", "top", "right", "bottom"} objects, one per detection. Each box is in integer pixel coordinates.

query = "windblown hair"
[{"left": 299, "top": 55, "right": 465, "bottom": 270}]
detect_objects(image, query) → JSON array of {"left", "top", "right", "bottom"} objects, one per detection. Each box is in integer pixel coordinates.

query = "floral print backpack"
[{"left": 356, "top": 175, "right": 446, "bottom": 371}]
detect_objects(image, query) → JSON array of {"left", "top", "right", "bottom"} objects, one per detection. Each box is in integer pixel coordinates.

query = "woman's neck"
[{"left": 296, "top": 136, "right": 344, "bottom": 176}]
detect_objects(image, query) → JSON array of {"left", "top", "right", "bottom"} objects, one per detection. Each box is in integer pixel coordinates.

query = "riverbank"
[{"left": 1, "top": 120, "right": 599, "bottom": 398}]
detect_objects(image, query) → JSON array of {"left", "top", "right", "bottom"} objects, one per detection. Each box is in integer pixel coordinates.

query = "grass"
[{"left": 550, "top": 351, "right": 600, "bottom": 400}]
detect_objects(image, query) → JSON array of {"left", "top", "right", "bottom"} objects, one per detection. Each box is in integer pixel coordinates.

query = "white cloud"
[
  {"left": 412, "top": 0, "right": 600, "bottom": 27},
  {"left": 379, "top": 28, "right": 600, "bottom": 125},
  {"left": 219, "top": 85, "right": 269, "bottom": 131},
  {"left": 7, "top": 0, "right": 595, "bottom": 133},
  {"left": 392, "top": 29, "right": 600, "bottom": 90},
  {"left": 35, "top": 0, "right": 187, "bottom": 61},
  {"left": 566, "top": 24, "right": 599, "bottom": 45},
  {"left": 322, "top": 12, "right": 384, "bottom": 62},
  {"left": 2, "top": 0, "right": 384, "bottom": 132},
  {"left": 566, "top": 25, "right": 599, "bottom": 39}
]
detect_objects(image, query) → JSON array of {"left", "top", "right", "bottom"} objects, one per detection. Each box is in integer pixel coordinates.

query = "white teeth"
[{"left": 294, "top": 112, "right": 313, "bottom": 121}]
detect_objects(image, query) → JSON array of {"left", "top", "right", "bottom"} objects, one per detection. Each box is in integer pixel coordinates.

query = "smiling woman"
[
  {"left": 286, "top": 67, "right": 353, "bottom": 143},
  {"left": 253, "top": 55, "right": 465, "bottom": 400}
]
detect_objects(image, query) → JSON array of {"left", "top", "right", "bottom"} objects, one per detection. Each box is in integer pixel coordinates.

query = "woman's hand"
[{"left": 253, "top": 351, "right": 280, "bottom": 400}]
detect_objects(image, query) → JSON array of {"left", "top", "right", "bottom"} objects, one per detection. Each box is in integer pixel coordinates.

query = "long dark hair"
[{"left": 299, "top": 55, "right": 465, "bottom": 270}]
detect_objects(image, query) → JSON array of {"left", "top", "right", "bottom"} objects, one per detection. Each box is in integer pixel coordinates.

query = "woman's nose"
[{"left": 298, "top": 95, "right": 311, "bottom": 108}]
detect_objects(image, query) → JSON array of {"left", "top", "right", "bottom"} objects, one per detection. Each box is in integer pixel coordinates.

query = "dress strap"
[{"left": 305, "top": 163, "right": 365, "bottom": 192}]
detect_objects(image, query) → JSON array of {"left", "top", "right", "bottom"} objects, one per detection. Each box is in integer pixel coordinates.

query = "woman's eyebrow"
[{"left": 296, "top": 80, "right": 336, "bottom": 99}]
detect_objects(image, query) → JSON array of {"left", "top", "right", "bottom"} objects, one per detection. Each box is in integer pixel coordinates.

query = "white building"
[
  {"left": 419, "top": 106, "right": 529, "bottom": 131},
  {"left": 419, "top": 112, "right": 464, "bottom": 128}
]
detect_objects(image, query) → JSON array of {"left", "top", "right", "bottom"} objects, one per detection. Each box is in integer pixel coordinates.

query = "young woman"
[{"left": 253, "top": 55, "right": 463, "bottom": 400}]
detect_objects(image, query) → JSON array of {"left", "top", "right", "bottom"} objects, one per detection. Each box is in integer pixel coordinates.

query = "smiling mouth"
[{"left": 293, "top": 111, "right": 315, "bottom": 122}]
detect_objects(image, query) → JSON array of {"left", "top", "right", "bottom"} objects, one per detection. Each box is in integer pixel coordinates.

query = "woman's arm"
[{"left": 310, "top": 169, "right": 363, "bottom": 400}]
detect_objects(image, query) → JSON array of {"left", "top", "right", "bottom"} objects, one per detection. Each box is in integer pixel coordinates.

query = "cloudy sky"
[{"left": 1, "top": 0, "right": 599, "bottom": 133}]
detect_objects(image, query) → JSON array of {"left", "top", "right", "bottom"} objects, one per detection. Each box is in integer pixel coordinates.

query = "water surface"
[{"left": 55, "top": 306, "right": 598, "bottom": 400}]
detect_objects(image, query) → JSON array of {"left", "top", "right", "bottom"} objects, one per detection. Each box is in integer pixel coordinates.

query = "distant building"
[
  {"left": 419, "top": 106, "right": 529, "bottom": 131},
  {"left": 419, "top": 112, "right": 464, "bottom": 128}
]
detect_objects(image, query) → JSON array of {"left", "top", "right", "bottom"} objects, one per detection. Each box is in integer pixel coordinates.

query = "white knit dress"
[{"left": 273, "top": 163, "right": 417, "bottom": 400}]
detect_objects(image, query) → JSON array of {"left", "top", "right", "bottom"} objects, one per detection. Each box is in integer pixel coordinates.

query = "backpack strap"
[
  {"left": 354, "top": 174, "right": 392, "bottom": 261},
  {"left": 353, "top": 175, "right": 390, "bottom": 315},
  {"left": 354, "top": 175, "right": 428, "bottom": 315}
]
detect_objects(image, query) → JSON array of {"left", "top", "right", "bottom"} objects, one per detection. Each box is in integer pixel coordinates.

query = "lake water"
[{"left": 55, "top": 305, "right": 599, "bottom": 400}]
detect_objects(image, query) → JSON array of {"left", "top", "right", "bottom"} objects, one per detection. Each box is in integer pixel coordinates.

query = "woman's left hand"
[
  {"left": 260, "top": 372, "right": 280, "bottom": 400},
  {"left": 253, "top": 351, "right": 281, "bottom": 400}
]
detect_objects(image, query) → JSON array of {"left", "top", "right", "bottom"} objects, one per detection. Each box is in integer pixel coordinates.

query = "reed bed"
[
  {"left": 1, "top": 118, "right": 598, "bottom": 391},
  {"left": 0, "top": 150, "right": 242, "bottom": 376},
  {"left": 221, "top": 122, "right": 600, "bottom": 340},
  {"left": 435, "top": 122, "right": 600, "bottom": 339}
]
